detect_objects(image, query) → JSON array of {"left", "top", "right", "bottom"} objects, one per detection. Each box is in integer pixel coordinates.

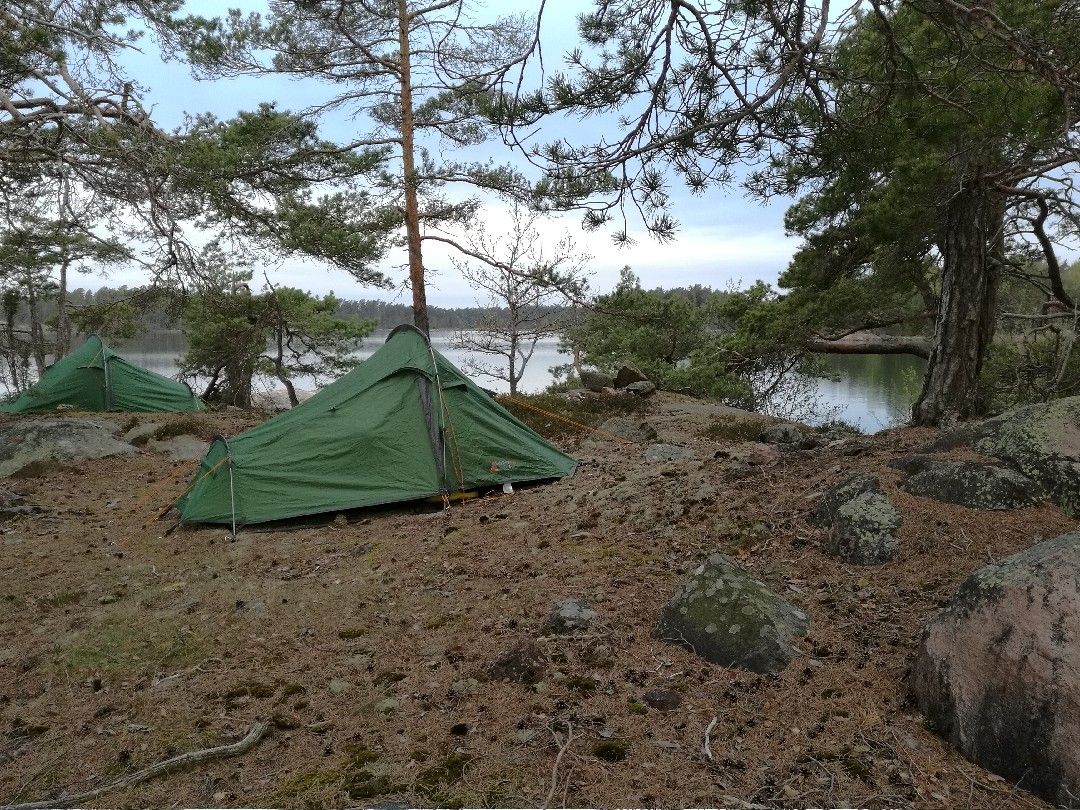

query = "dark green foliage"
[
  {"left": 560, "top": 269, "right": 828, "bottom": 417},
  {"left": 180, "top": 268, "right": 374, "bottom": 408}
]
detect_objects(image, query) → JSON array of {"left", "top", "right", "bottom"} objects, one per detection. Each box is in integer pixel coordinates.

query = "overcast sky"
[{"left": 98, "top": 0, "right": 799, "bottom": 306}]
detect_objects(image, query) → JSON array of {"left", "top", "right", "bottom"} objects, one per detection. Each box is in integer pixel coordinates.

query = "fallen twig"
[
  {"left": 1, "top": 721, "right": 270, "bottom": 810},
  {"left": 542, "top": 721, "right": 573, "bottom": 810},
  {"left": 703, "top": 716, "right": 717, "bottom": 762}
]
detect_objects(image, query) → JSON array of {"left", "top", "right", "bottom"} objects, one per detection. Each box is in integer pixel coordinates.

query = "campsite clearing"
[{"left": 0, "top": 393, "right": 1073, "bottom": 808}]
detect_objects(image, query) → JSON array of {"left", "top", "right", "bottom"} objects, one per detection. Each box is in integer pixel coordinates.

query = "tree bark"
[
  {"left": 273, "top": 328, "right": 299, "bottom": 407},
  {"left": 56, "top": 257, "right": 72, "bottom": 358},
  {"left": 912, "top": 183, "right": 1004, "bottom": 426},
  {"left": 25, "top": 276, "right": 46, "bottom": 375},
  {"left": 807, "top": 333, "right": 931, "bottom": 358},
  {"left": 397, "top": 0, "right": 429, "bottom": 336}
]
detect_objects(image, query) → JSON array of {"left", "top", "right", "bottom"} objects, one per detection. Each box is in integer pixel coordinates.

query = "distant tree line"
[{"left": 6, "top": 285, "right": 571, "bottom": 342}]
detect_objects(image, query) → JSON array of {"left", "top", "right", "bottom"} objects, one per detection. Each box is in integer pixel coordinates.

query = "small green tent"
[
  {"left": 177, "top": 325, "right": 576, "bottom": 526},
  {"left": 0, "top": 335, "right": 204, "bottom": 414}
]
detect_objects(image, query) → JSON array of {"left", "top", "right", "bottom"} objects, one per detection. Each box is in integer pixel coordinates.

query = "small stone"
[
  {"left": 759, "top": 423, "right": 816, "bottom": 448},
  {"left": 144, "top": 435, "right": 207, "bottom": 461},
  {"left": 514, "top": 728, "right": 539, "bottom": 744},
  {"left": 545, "top": 599, "right": 597, "bottom": 634},
  {"left": 828, "top": 491, "right": 902, "bottom": 565},
  {"left": 641, "top": 688, "right": 682, "bottom": 711},
  {"left": 597, "top": 417, "right": 658, "bottom": 443},
  {"left": 813, "top": 474, "right": 881, "bottom": 526}
]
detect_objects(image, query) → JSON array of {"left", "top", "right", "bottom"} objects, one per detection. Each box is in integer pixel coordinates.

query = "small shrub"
[{"left": 592, "top": 739, "right": 630, "bottom": 762}]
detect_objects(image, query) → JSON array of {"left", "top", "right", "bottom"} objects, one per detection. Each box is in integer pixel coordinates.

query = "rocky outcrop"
[
  {"left": 814, "top": 475, "right": 901, "bottom": 565},
  {"left": 910, "top": 532, "right": 1080, "bottom": 806},
  {"left": 656, "top": 553, "right": 809, "bottom": 673},
  {"left": 759, "top": 422, "right": 817, "bottom": 448},
  {"left": 598, "top": 417, "right": 658, "bottom": 443},
  {"left": 625, "top": 380, "right": 657, "bottom": 397},
  {"left": 645, "top": 443, "right": 696, "bottom": 463},
  {"left": 579, "top": 370, "right": 615, "bottom": 392},
  {"left": 902, "top": 459, "right": 1043, "bottom": 510},
  {"left": 0, "top": 417, "right": 134, "bottom": 477},
  {"left": 613, "top": 365, "right": 649, "bottom": 388}
]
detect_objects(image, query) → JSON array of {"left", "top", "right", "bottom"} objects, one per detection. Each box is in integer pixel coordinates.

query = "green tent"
[
  {"left": 0, "top": 334, "right": 204, "bottom": 414},
  {"left": 178, "top": 324, "right": 576, "bottom": 526}
]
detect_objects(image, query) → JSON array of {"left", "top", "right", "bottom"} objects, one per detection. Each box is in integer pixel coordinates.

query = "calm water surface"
[{"left": 117, "top": 331, "right": 925, "bottom": 432}]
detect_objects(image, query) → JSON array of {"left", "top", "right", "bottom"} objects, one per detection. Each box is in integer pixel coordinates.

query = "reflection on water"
[
  {"left": 809, "top": 353, "right": 926, "bottom": 431},
  {"left": 115, "top": 331, "right": 926, "bottom": 432}
]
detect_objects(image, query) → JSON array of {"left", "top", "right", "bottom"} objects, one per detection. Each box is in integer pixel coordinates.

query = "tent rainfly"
[
  {"left": 177, "top": 324, "right": 576, "bottom": 526},
  {"left": 0, "top": 334, "right": 204, "bottom": 414}
]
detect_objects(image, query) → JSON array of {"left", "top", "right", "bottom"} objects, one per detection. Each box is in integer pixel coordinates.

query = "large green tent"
[
  {"left": 177, "top": 324, "right": 576, "bottom": 526},
  {"left": 0, "top": 335, "right": 204, "bottom": 414}
]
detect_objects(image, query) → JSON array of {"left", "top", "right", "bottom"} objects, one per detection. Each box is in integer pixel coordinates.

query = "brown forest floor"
[{"left": 0, "top": 393, "right": 1076, "bottom": 809}]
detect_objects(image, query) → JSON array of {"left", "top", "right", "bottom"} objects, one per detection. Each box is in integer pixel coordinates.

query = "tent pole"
[
  {"left": 428, "top": 346, "right": 453, "bottom": 495},
  {"left": 228, "top": 460, "right": 237, "bottom": 539}
]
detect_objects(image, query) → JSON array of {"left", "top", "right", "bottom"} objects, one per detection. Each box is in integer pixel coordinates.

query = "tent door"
[{"left": 416, "top": 375, "right": 447, "bottom": 491}]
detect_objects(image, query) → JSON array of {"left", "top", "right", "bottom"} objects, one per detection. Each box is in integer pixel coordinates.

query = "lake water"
[{"left": 115, "top": 331, "right": 926, "bottom": 432}]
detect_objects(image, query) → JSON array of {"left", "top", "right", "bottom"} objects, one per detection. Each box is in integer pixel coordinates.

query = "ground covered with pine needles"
[{"left": 0, "top": 393, "right": 1074, "bottom": 808}]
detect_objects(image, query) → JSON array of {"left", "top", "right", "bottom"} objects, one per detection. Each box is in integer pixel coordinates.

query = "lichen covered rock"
[
  {"left": 656, "top": 553, "right": 809, "bottom": 673},
  {"left": 579, "top": 369, "right": 615, "bottom": 392},
  {"left": 910, "top": 532, "right": 1080, "bottom": 806},
  {"left": 812, "top": 473, "right": 881, "bottom": 527},
  {"left": 814, "top": 474, "right": 901, "bottom": 564},
  {"left": 902, "top": 459, "right": 1043, "bottom": 510},
  {"left": 829, "top": 491, "right": 902, "bottom": 564},
  {"left": 971, "top": 397, "right": 1080, "bottom": 515}
]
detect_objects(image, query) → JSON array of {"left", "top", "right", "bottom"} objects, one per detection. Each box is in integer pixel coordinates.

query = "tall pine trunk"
[
  {"left": 56, "top": 257, "right": 72, "bottom": 358},
  {"left": 397, "top": 0, "right": 429, "bottom": 336},
  {"left": 912, "top": 183, "right": 1004, "bottom": 426}
]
